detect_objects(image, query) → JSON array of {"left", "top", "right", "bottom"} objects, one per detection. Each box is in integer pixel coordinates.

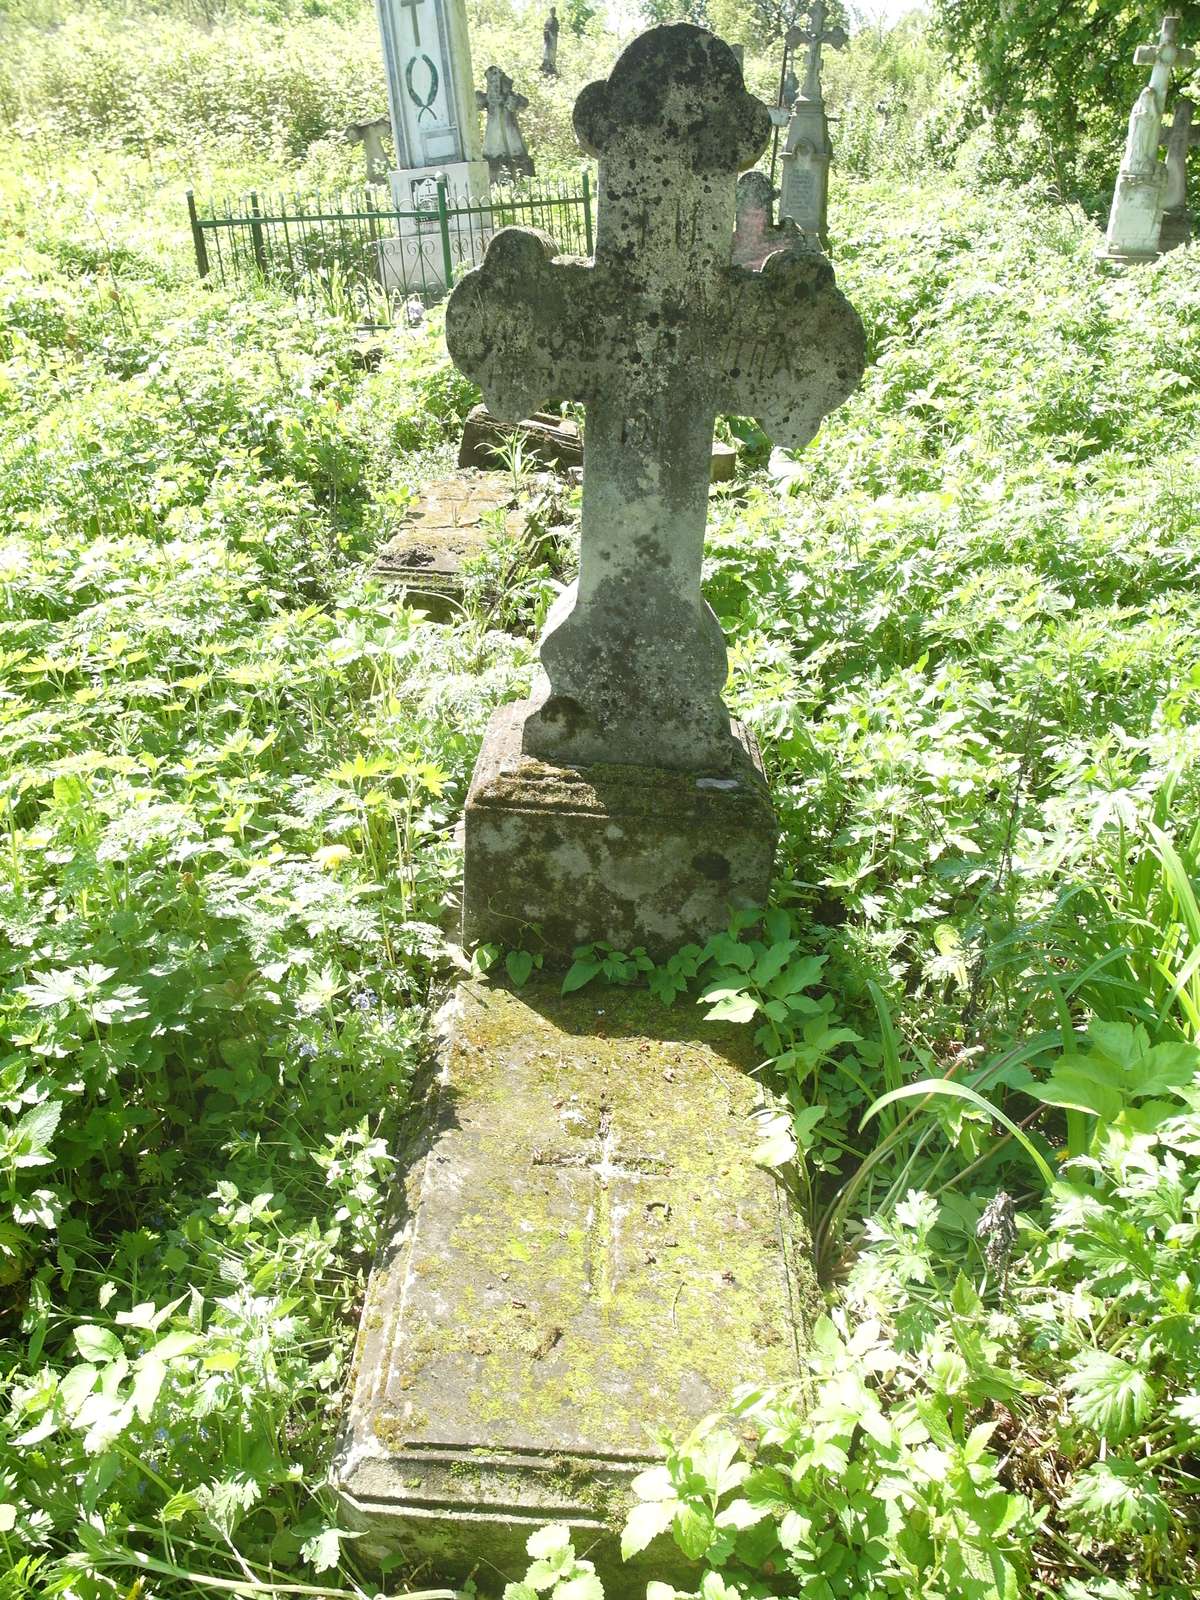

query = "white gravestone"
[
  {"left": 478, "top": 64, "right": 535, "bottom": 184},
  {"left": 1102, "top": 14, "right": 1196, "bottom": 264},
  {"left": 779, "top": 0, "right": 846, "bottom": 252},
  {"left": 374, "top": 0, "right": 491, "bottom": 292}
]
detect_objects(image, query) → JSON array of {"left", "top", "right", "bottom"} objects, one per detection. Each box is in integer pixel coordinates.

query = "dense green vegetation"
[
  {"left": 2, "top": 3, "right": 1200, "bottom": 1599},
  {"left": 935, "top": 0, "right": 1200, "bottom": 195}
]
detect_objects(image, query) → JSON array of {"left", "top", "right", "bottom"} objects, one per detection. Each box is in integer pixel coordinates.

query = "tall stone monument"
[
  {"left": 447, "top": 27, "right": 862, "bottom": 956},
  {"left": 1101, "top": 14, "right": 1196, "bottom": 264},
  {"left": 373, "top": 0, "right": 489, "bottom": 289},
  {"left": 542, "top": 5, "right": 559, "bottom": 76},
  {"left": 778, "top": 0, "right": 846, "bottom": 251},
  {"left": 334, "top": 27, "right": 863, "bottom": 1593}
]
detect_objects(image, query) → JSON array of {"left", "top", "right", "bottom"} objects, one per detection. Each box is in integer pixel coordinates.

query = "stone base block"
[
  {"left": 1159, "top": 208, "right": 1193, "bottom": 252},
  {"left": 333, "top": 979, "right": 815, "bottom": 1597},
  {"left": 459, "top": 404, "right": 584, "bottom": 472},
  {"left": 462, "top": 701, "right": 777, "bottom": 960}
]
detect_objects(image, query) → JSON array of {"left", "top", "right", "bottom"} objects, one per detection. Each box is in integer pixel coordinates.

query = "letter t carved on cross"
[{"left": 447, "top": 24, "right": 864, "bottom": 776}]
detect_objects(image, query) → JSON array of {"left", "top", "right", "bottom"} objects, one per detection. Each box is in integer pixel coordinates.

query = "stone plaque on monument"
[{"left": 778, "top": 0, "right": 846, "bottom": 251}]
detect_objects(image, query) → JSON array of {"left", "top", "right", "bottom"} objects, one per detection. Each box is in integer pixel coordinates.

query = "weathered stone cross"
[
  {"left": 1135, "top": 13, "right": 1195, "bottom": 100},
  {"left": 447, "top": 25, "right": 863, "bottom": 775},
  {"left": 787, "top": 0, "right": 847, "bottom": 105}
]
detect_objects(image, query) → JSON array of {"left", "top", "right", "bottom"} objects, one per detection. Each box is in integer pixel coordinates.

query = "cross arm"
[
  {"left": 713, "top": 249, "right": 864, "bottom": 451},
  {"left": 445, "top": 228, "right": 595, "bottom": 422}
]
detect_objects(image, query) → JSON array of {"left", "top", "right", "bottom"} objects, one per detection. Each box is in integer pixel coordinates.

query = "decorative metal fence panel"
[{"left": 186, "top": 175, "right": 595, "bottom": 326}]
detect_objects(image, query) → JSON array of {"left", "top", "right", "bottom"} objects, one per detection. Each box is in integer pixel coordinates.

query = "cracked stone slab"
[
  {"left": 372, "top": 472, "right": 539, "bottom": 618},
  {"left": 333, "top": 978, "right": 817, "bottom": 1595}
]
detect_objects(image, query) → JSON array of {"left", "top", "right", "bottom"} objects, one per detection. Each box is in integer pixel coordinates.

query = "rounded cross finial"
[{"left": 573, "top": 24, "right": 770, "bottom": 173}]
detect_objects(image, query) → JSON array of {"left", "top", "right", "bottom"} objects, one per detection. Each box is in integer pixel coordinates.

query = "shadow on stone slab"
[{"left": 333, "top": 978, "right": 818, "bottom": 1598}]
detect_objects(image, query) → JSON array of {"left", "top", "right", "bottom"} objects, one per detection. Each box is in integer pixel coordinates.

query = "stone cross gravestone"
[
  {"left": 779, "top": 0, "right": 846, "bottom": 250},
  {"left": 1161, "top": 94, "right": 1200, "bottom": 247},
  {"left": 732, "top": 169, "right": 811, "bottom": 266},
  {"left": 335, "top": 30, "right": 862, "bottom": 1593},
  {"left": 1102, "top": 14, "right": 1196, "bottom": 263},
  {"left": 448, "top": 25, "right": 857, "bottom": 953},
  {"left": 345, "top": 114, "right": 393, "bottom": 185},
  {"left": 446, "top": 23, "right": 862, "bottom": 956},
  {"left": 374, "top": 0, "right": 490, "bottom": 291},
  {"left": 477, "top": 64, "right": 536, "bottom": 184}
]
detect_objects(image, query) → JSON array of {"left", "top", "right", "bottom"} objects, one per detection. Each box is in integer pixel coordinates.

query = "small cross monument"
[
  {"left": 1102, "top": 14, "right": 1196, "bottom": 263},
  {"left": 779, "top": 0, "right": 847, "bottom": 248},
  {"left": 447, "top": 25, "right": 863, "bottom": 957}
]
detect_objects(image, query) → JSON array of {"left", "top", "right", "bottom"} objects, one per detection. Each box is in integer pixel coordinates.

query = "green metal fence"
[{"left": 186, "top": 174, "right": 595, "bottom": 326}]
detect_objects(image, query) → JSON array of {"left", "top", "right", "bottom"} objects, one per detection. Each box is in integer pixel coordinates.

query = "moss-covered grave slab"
[
  {"left": 372, "top": 473, "right": 529, "bottom": 619},
  {"left": 333, "top": 978, "right": 817, "bottom": 1595}
]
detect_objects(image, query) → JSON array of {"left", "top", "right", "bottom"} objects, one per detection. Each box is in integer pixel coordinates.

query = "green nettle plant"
[
  {"left": 5, "top": 11, "right": 1200, "bottom": 1591},
  {"left": 620, "top": 1318, "right": 1036, "bottom": 1600}
]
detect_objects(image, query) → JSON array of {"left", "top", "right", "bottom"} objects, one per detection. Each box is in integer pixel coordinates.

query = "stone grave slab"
[
  {"left": 459, "top": 404, "right": 735, "bottom": 482},
  {"left": 334, "top": 978, "right": 816, "bottom": 1594},
  {"left": 372, "top": 472, "right": 537, "bottom": 619}
]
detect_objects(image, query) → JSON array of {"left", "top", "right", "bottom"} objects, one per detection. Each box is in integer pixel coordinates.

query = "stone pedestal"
[
  {"left": 778, "top": 97, "right": 832, "bottom": 249},
  {"left": 461, "top": 701, "right": 777, "bottom": 959},
  {"left": 334, "top": 979, "right": 814, "bottom": 1595},
  {"left": 1102, "top": 168, "right": 1167, "bottom": 263},
  {"left": 379, "top": 161, "right": 493, "bottom": 298}
]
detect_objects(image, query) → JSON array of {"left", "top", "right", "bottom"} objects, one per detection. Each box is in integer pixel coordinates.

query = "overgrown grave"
[
  {"left": 372, "top": 468, "right": 573, "bottom": 623},
  {"left": 335, "top": 24, "right": 863, "bottom": 1593}
]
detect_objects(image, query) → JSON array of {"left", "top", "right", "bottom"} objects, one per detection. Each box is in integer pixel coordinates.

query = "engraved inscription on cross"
[
  {"left": 786, "top": 1, "right": 847, "bottom": 105},
  {"left": 1134, "top": 14, "right": 1195, "bottom": 102},
  {"left": 532, "top": 1104, "right": 669, "bottom": 1304},
  {"left": 447, "top": 25, "right": 864, "bottom": 774}
]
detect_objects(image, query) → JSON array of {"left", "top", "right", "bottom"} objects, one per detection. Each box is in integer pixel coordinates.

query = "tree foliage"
[{"left": 935, "top": 0, "right": 1200, "bottom": 180}]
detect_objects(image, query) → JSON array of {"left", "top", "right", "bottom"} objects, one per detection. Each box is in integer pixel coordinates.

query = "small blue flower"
[
  {"left": 155, "top": 1428, "right": 169, "bottom": 1442},
  {"left": 298, "top": 1039, "right": 319, "bottom": 1060},
  {"left": 352, "top": 990, "right": 377, "bottom": 1013}
]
